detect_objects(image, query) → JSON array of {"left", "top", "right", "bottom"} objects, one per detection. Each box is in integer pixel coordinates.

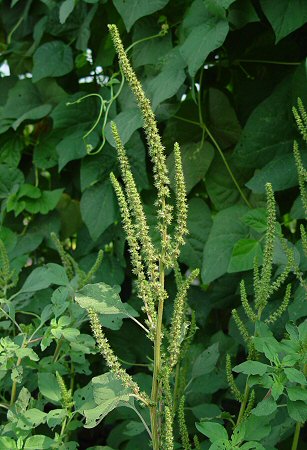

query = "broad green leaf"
[
  {"left": 12, "top": 104, "right": 52, "bottom": 130},
  {"left": 0, "top": 133, "right": 23, "bottom": 167},
  {"left": 80, "top": 180, "right": 118, "bottom": 241},
  {"left": 228, "top": 239, "right": 262, "bottom": 273},
  {"left": 233, "top": 361, "right": 269, "bottom": 376},
  {"left": 180, "top": 0, "right": 229, "bottom": 76},
  {"left": 38, "top": 372, "right": 61, "bottom": 403},
  {"left": 228, "top": 0, "right": 259, "bottom": 29},
  {"left": 287, "top": 386, "right": 307, "bottom": 402},
  {"left": 147, "top": 48, "right": 186, "bottom": 109},
  {"left": 252, "top": 397, "right": 277, "bottom": 416},
  {"left": 56, "top": 129, "right": 93, "bottom": 171},
  {"left": 20, "top": 263, "right": 69, "bottom": 293},
  {"left": 0, "top": 437, "right": 17, "bottom": 449},
  {"left": 195, "top": 421, "right": 228, "bottom": 442},
  {"left": 202, "top": 205, "right": 249, "bottom": 284},
  {"left": 23, "top": 189, "right": 63, "bottom": 214},
  {"left": 17, "top": 408, "right": 47, "bottom": 430},
  {"left": 192, "top": 343, "right": 220, "bottom": 378},
  {"left": 33, "top": 41, "right": 74, "bottom": 82},
  {"left": 179, "top": 198, "right": 212, "bottom": 268},
  {"left": 240, "top": 443, "right": 266, "bottom": 450},
  {"left": 167, "top": 141, "right": 214, "bottom": 194},
  {"left": 75, "top": 282, "right": 134, "bottom": 317},
  {"left": 253, "top": 337, "right": 283, "bottom": 362},
  {"left": 123, "top": 420, "right": 145, "bottom": 437},
  {"left": 59, "top": 0, "right": 75, "bottom": 24},
  {"left": 284, "top": 367, "right": 307, "bottom": 385},
  {"left": 287, "top": 399, "right": 307, "bottom": 422},
  {"left": 289, "top": 286, "right": 307, "bottom": 321},
  {"left": 242, "top": 208, "right": 267, "bottom": 233},
  {"left": 260, "top": 0, "right": 307, "bottom": 43},
  {"left": 244, "top": 415, "right": 271, "bottom": 441},
  {"left": 105, "top": 108, "right": 142, "bottom": 147},
  {"left": 24, "top": 435, "right": 55, "bottom": 450},
  {"left": 84, "top": 372, "right": 132, "bottom": 428},
  {"left": 46, "top": 408, "right": 66, "bottom": 428},
  {"left": 113, "top": 0, "right": 170, "bottom": 31},
  {"left": 233, "top": 77, "right": 293, "bottom": 168},
  {"left": 15, "top": 348, "right": 39, "bottom": 361},
  {"left": 246, "top": 152, "right": 307, "bottom": 193}
]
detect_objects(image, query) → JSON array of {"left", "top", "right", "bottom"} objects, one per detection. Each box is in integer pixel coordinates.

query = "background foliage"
[{"left": 0, "top": 0, "right": 306, "bottom": 449}]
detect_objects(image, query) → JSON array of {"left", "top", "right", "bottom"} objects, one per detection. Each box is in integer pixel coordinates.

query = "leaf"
[
  {"left": 12, "top": 104, "right": 52, "bottom": 130},
  {"left": 195, "top": 421, "right": 228, "bottom": 442},
  {"left": 287, "top": 386, "right": 307, "bottom": 402},
  {"left": 240, "top": 443, "right": 266, "bottom": 450},
  {"left": 260, "top": 0, "right": 307, "bottom": 43},
  {"left": 180, "top": 0, "right": 229, "bottom": 76},
  {"left": 233, "top": 361, "right": 269, "bottom": 376},
  {"left": 167, "top": 141, "right": 214, "bottom": 194},
  {"left": 59, "top": 0, "right": 75, "bottom": 24},
  {"left": 284, "top": 367, "right": 307, "bottom": 385},
  {"left": 15, "top": 348, "right": 39, "bottom": 361},
  {"left": 24, "top": 435, "right": 55, "bottom": 450},
  {"left": 228, "top": 239, "right": 262, "bottom": 273},
  {"left": 56, "top": 129, "right": 91, "bottom": 171},
  {"left": 80, "top": 180, "right": 118, "bottom": 241},
  {"left": 244, "top": 415, "right": 271, "bottom": 441},
  {"left": 113, "top": 0, "right": 170, "bottom": 31},
  {"left": 46, "top": 409, "right": 66, "bottom": 428},
  {"left": 75, "top": 282, "right": 133, "bottom": 317},
  {"left": 246, "top": 151, "right": 307, "bottom": 193},
  {"left": 242, "top": 208, "right": 267, "bottom": 233},
  {"left": 84, "top": 372, "right": 132, "bottom": 428},
  {"left": 20, "top": 263, "right": 69, "bottom": 293},
  {"left": 202, "top": 205, "right": 249, "bottom": 284},
  {"left": 0, "top": 164, "right": 24, "bottom": 199},
  {"left": 287, "top": 399, "right": 307, "bottom": 422},
  {"left": 233, "top": 77, "right": 293, "bottom": 168},
  {"left": 38, "top": 372, "right": 61, "bottom": 403},
  {"left": 192, "top": 343, "right": 220, "bottom": 378},
  {"left": 105, "top": 108, "right": 142, "bottom": 147},
  {"left": 179, "top": 198, "right": 212, "bottom": 268},
  {"left": 23, "top": 189, "right": 63, "bottom": 214},
  {"left": 252, "top": 397, "right": 278, "bottom": 416},
  {"left": 147, "top": 48, "right": 186, "bottom": 109},
  {"left": 32, "top": 41, "right": 74, "bottom": 82},
  {"left": 17, "top": 408, "right": 47, "bottom": 430},
  {"left": 0, "top": 437, "right": 18, "bottom": 449}
]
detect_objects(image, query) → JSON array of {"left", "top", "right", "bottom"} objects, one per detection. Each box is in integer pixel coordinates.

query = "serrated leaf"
[{"left": 33, "top": 41, "right": 73, "bottom": 82}]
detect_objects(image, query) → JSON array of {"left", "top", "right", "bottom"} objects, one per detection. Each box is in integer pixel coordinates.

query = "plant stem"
[
  {"left": 291, "top": 422, "right": 301, "bottom": 450},
  {"left": 236, "top": 382, "right": 250, "bottom": 425}
]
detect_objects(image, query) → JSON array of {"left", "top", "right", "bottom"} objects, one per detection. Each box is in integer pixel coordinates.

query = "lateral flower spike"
[{"left": 88, "top": 308, "right": 150, "bottom": 406}]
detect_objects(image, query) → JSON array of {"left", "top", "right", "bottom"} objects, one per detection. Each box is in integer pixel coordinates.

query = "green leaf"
[
  {"left": 180, "top": 0, "right": 229, "bottom": 76},
  {"left": 84, "top": 372, "right": 132, "bottom": 428},
  {"left": 15, "top": 348, "right": 39, "bottom": 361},
  {"left": 287, "top": 399, "right": 307, "bottom": 422},
  {"left": 80, "top": 180, "right": 118, "bottom": 241},
  {"left": 33, "top": 41, "right": 74, "bottom": 82},
  {"left": 246, "top": 152, "right": 307, "bottom": 193},
  {"left": 228, "top": 239, "right": 262, "bottom": 273},
  {"left": 24, "top": 435, "right": 55, "bottom": 450},
  {"left": 195, "top": 421, "right": 228, "bottom": 442},
  {"left": 202, "top": 205, "right": 249, "bottom": 284},
  {"left": 244, "top": 415, "right": 271, "bottom": 441},
  {"left": 192, "top": 343, "right": 220, "bottom": 378},
  {"left": 284, "top": 367, "right": 307, "bottom": 385},
  {"left": 233, "top": 361, "right": 269, "bottom": 376},
  {"left": 252, "top": 397, "right": 278, "bottom": 416},
  {"left": 113, "top": 0, "right": 170, "bottom": 31},
  {"left": 147, "top": 48, "right": 186, "bottom": 109},
  {"left": 46, "top": 409, "right": 66, "bottom": 428},
  {"left": 75, "top": 282, "right": 135, "bottom": 318},
  {"left": 17, "top": 408, "right": 47, "bottom": 430},
  {"left": 242, "top": 208, "right": 267, "bottom": 233},
  {"left": 20, "top": 263, "right": 69, "bottom": 293},
  {"left": 23, "top": 189, "right": 63, "bottom": 214},
  {"left": 56, "top": 129, "right": 90, "bottom": 171},
  {"left": 287, "top": 386, "right": 307, "bottom": 402},
  {"left": 233, "top": 77, "right": 293, "bottom": 168},
  {"left": 59, "top": 0, "right": 75, "bottom": 24},
  {"left": 38, "top": 372, "right": 61, "bottom": 403},
  {"left": 179, "top": 198, "right": 212, "bottom": 268},
  {"left": 260, "top": 0, "right": 307, "bottom": 43},
  {"left": 167, "top": 141, "right": 214, "bottom": 194},
  {"left": 0, "top": 437, "right": 18, "bottom": 449},
  {"left": 240, "top": 443, "right": 266, "bottom": 450},
  {"left": 105, "top": 108, "right": 142, "bottom": 147}
]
